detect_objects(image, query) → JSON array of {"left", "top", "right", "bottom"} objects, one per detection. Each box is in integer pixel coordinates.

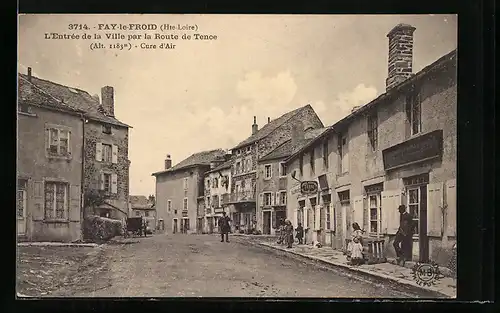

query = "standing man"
[
  {"left": 393, "top": 204, "right": 414, "bottom": 266},
  {"left": 220, "top": 211, "right": 231, "bottom": 243}
]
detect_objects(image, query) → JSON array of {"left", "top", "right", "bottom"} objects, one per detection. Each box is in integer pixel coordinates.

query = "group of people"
[{"left": 276, "top": 218, "right": 305, "bottom": 249}]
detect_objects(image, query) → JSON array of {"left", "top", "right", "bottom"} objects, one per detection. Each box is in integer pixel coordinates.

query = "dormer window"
[{"left": 102, "top": 124, "right": 112, "bottom": 134}]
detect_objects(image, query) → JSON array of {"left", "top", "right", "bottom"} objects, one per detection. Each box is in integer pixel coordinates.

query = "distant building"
[
  {"left": 257, "top": 126, "right": 329, "bottom": 235},
  {"left": 203, "top": 159, "right": 232, "bottom": 233},
  {"left": 152, "top": 150, "right": 227, "bottom": 234},
  {"left": 129, "top": 195, "right": 156, "bottom": 230},
  {"left": 285, "top": 24, "right": 457, "bottom": 266},
  {"left": 228, "top": 106, "right": 324, "bottom": 234}
]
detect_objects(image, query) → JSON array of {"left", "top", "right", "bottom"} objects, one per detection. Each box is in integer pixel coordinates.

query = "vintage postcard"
[{"left": 17, "top": 14, "right": 457, "bottom": 298}]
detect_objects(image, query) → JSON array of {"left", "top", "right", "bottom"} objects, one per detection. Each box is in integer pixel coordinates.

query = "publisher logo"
[{"left": 412, "top": 261, "right": 442, "bottom": 286}]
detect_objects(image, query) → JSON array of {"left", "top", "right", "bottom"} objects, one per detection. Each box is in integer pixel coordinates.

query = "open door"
[{"left": 263, "top": 211, "right": 271, "bottom": 235}]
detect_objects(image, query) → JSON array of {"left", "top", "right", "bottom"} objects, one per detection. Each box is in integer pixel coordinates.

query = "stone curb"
[
  {"left": 257, "top": 242, "right": 455, "bottom": 299},
  {"left": 17, "top": 242, "right": 100, "bottom": 248}
]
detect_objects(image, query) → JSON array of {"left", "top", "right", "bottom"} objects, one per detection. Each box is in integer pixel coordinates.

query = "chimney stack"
[
  {"left": 291, "top": 121, "right": 305, "bottom": 147},
  {"left": 101, "top": 86, "right": 115, "bottom": 117},
  {"left": 251, "top": 116, "right": 258, "bottom": 135},
  {"left": 165, "top": 154, "right": 172, "bottom": 170},
  {"left": 268, "top": 117, "right": 271, "bottom": 124},
  {"left": 27, "top": 67, "right": 32, "bottom": 82},
  {"left": 386, "top": 24, "right": 416, "bottom": 91}
]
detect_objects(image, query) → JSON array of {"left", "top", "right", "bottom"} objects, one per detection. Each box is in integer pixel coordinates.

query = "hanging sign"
[{"left": 301, "top": 181, "right": 318, "bottom": 195}]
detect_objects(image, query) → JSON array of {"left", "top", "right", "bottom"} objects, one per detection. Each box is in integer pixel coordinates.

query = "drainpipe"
[{"left": 80, "top": 113, "right": 87, "bottom": 239}]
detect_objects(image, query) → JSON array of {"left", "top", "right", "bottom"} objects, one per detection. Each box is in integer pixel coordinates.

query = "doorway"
[
  {"left": 17, "top": 179, "right": 27, "bottom": 235},
  {"left": 181, "top": 218, "right": 189, "bottom": 234},
  {"left": 173, "top": 218, "right": 178, "bottom": 234},
  {"left": 407, "top": 185, "right": 429, "bottom": 262},
  {"left": 263, "top": 211, "right": 271, "bottom": 235},
  {"left": 207, "top": 217, "right": 214, "bottom": 234}
]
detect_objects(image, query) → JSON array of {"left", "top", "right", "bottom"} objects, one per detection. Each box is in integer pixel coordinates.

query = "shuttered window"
[{"left": 44, "top": 182, "right": 68, "bottom": 220}]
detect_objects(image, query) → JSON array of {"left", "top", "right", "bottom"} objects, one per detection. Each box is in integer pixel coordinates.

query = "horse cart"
[{"left": 124, "top": 217, "right": 147, "bottom": 238}]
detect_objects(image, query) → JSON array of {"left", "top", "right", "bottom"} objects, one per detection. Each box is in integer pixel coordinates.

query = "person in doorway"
[
  {"left": 219, "top": 211, "right": 231, "bottom": 243},
  {"left": 393, "top": 204, "right": 414, "bottom": 266},
  {"left": 295, "top": 222, "right": 304, "bottom": 245},
  {"left": 284, "top": 220, "right": 294, "bottom": 249}
]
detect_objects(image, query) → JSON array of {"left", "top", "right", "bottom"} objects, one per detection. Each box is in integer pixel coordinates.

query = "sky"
[{"left": 18, "top": 14, "right": 457, "bottom": 197}]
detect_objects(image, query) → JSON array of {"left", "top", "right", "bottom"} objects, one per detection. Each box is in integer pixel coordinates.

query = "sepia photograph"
[{"left": 17, "top": 14, "right": 457, "bottom": 298}]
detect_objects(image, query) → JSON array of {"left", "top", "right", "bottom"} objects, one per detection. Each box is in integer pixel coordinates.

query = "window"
[
  {"left": 408, "top": 188, "right": 420, "bottom": 235},
  {"left": 206, "top": 197, "right": 210, "bottom": 208},
  {"left": 102, "top": 124, "right": 112, "bottom": 134},
  {"left": 279, "top": 162, "right": 287, "bottom": 177},
  {"left": 174, "top": 209, "right": 178, "bottom": 215},
  {"left": 212, "top": 195, "right": 219, "bottom": 208},
  {"left": 47, "top": 127, "right": 71, "bottom": 157},
  {"left": 310, "top": 148, "right": 315, "bottom": 173},
  {"left": 264, "top": 192, "right": 272, "bottom": 206},
  {"left": 264, "top": 164, "right": 272, "bottom": 179},
  {"left": 19, "top": 103, "right": 33, "bottom": 114},
  {"left": 103, "top": 173, "right": 112, "bottom": 193},
  {"left": 323, "top": 194, "right": 332, "bottom": 230},
  {"left": 408, "top": 92, "right": 422, "bottom": 135},
  {"left": 367, "top": 113, "right": 378, "bottom": 151},
  {"left": 213, "top": 178, "right": 218, "bottom": 188},
  {"left": 145, "top": 211, "right": 150, "bottom": 217},
  {"left": 247, "top": 146, "right": 251, "bottom": 153},
  {"left": 17, "top": 179, "right": 27, "bottom": 219},
  {"left": 183, "top": 198, "right": 188, "bottom": 211},
  {"left": 323, "top": 140, "right": 329, "bottom": 169},
  {"left": 235, "top": 162, "right": 241, "bottom": 174},
  {"left": 338, "top": 133, "right": 349, "bottom": 174},
  {"left": 167, "top": 200, "right": 172, "bottom": 212},
  {"left": 338, "top": 190, "right": 350, "bottom": 204},
  {"left": 279, "top": 191, "right": 287, "bottom": 206},
  {"left": 102, "top": 144, "right": 112, "bottom": 163},
  {"left": 368, "top": 194, "right": 382, "bottom": 234},
  {"left": 135, "top": 211, "right": 140, "bottom": 216},
  {"left": 183, "top": 178, "right": 188, "bottom": 190},
  {"left": 245, "top": 157, "right": 253, "bottom": 172},
  {"left": 299, "top": 155, "right": 303, "bottom": 176},
  {"left": 44, "top": 182, "right": 68, "bottom": 220}
]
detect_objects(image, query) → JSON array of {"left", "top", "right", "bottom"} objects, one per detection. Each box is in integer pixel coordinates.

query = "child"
[
  {"left": 349, "top": 236, "right": 364, "bottom": 265},
  {"left": 295, "top": 223, "right": 304, "bottom": 245},
  {"left": 284, "top": 220, "right": 294, "bottom": 248}
]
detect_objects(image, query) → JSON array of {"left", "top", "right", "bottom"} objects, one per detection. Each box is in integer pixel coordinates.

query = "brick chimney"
[
  {"left": 386, "top": 24, "right": 416, "bottom": 91},
  {"left": 252, "top": 116, "right": 258, "bottom": 135},
  {"left": 165, "top": 154, "right": 172, "bottom": 170},
  {"left": 268, "top": 117, "right": 271, "bottom": 124},
  {"left": 27, "top": 67, "right": 32, "bottom": 82},
  {"left": 101, "top": 86, "right": 115, "bottom": 117},
  {"left": 291, "top": 121, "right": 305, "bottom": 147}
]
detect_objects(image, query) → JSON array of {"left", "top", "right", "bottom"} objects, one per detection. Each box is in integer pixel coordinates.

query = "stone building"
[
  {"left": 17, "top": 71, "right": 85, "bottom": 242},
  {"left": 152, "top": 150, "right": 227, "bottom": 234},
  {"left": 228, "top": 106, "right": 324, "bottom": 234},
  {"left": 285, "top": 24, "right": 457, "bottom": 266},
  {"left": 256, "top": 126, "right": 329, "bottom": 235},
  {"left": 129, "top": 195, "right": 156, "bottom": 231},
  {"left": 203, "top": 159, "right": 232, "bottom": 234},
  {"left": 20, "top": 72, "right": 132, "bottom": 221}
]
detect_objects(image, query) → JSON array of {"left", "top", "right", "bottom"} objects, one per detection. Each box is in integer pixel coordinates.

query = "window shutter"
[
  {"left": 314, "top": 205, "right": 320, "bottom": 230},
  {"left": 69, "top": 185, "right": 80, "bottom": 221},
  {"left": 259, "top": 193, "right": 263, "bottom": 207},
  {"left": 99, "top": 172, "right": 105, "bottom": 190},
  {"left": 112, "top": 144, "right": 118, "bottom": 163},
  {"left": 329, "top": 203, "right": 335, "bottom": 231},
  {"left": 427, "top": 182, "right": 444, "bottom": 237},
  {"left": 275, "top": 192, "right": 280, "bottom": 205},
  {"left": 303, "top": 208, "right": 308, "bottom": 229},
  {"left": 67, "top": 130, "right": 72, "bottom": 155},
  {"left": 292, "top": 209, "right": 297, "bottom": 228},
  {"left": 271, "top": 192, "right": 275, "bottom": 206},
  {"left": 382, "top": 190, "right": 400, "bottom": 235},
  {"left": 96, "top": 142, "right": 103, "bottom": 161},
  {"left": 269, "top": 164, "right": 273, "bottom": 178},
  {"left": 362, "top": 196, "right": 368, "bottom": 232},
  {"left": 111, "top": 174, "right": 118, "bottom": 194},
  {"left": 33, "top": 181, "right": 44, "bottom": 219},
  {"left": 283, "top": 192, "right": 287, "bottom": 205},
  {"left": 352, "top": 196, "right": 364, "bottom": 231},
  {"left": 445, "top": 179, "right": 456, "bottom": 237}
]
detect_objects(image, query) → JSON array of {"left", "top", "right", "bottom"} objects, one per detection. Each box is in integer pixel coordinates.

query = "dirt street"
[{"left": 39, "top": 234, "right": 430, "bottom": 298}]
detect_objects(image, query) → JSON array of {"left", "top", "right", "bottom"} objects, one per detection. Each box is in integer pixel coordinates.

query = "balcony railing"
[{"left": 228, "top": 190, "right": 256, "bottom": 204}]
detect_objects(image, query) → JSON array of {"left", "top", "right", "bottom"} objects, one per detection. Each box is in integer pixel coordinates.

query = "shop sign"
[{"left": 301, "top": 181, "right": 318, "bottom": 195}]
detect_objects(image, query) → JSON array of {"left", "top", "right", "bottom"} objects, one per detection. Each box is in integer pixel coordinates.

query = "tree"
[{"left": 84, "top": 189, "right": 109, "bottom": 217}]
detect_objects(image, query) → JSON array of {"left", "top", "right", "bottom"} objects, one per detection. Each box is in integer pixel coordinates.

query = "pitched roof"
[
  {"left": 284, "top": 49, "right": 457, "bottom": 164},
  {"left": 232, "top": 104, "right": 315, "bottom": 150},
  {"left": 152, "top": 149, "right": 227, "bottom": 176},
  {"left": 129, "top": 195, "right": 154, "bottom": 209},
  {"left": 18, "top": 76, "right": 86, "bottom": 115},
  {"left": 259, "top": 127, "right": 330, "bottom": 162},
  {"left": 18, "top": 73, "right": 131, "bottom": 128},
  {"left": 206, "top": 159, "right": 233, "bottom": 174}
]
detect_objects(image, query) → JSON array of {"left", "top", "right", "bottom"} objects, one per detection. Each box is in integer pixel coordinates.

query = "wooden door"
[
  {"left": 173, "top": 219, "right": 178, "bottom": 234},
  {"left": 263, "top": 211, "right": 271, "bottom": 235}
]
